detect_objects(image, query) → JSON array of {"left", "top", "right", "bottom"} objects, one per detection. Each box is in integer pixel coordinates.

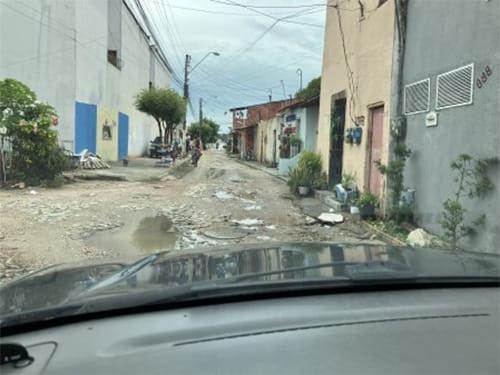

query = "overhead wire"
[{"left": 334, "top": 4, "right": 356, "bottom": 124}]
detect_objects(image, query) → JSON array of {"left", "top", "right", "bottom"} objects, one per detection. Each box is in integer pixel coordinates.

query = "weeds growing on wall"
[
  {"left": 375, "top": 143, "right": 412, "bottom": 223},
  {"left": 440, "top": 154, "right": 498, "bottom": 250}
]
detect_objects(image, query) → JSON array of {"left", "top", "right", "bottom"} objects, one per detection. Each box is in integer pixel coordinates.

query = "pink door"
[{"left": 368, "top": 106, "right": 384, "bottom": 198}]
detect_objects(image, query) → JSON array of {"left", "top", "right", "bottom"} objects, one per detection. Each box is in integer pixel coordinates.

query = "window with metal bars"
[
  {"left": 404, "top": 78, "right": 430, "bottom": 115},
  {"left": 436, "top": 64, "right": 474, "bottom": 110}
]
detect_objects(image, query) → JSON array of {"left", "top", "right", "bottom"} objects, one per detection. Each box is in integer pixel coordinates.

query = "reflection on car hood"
[{"left": 1, "top": 242, "right": 499, "bottom": 317}]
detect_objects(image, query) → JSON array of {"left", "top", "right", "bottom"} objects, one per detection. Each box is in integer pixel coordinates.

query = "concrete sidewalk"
[
  {"left": 232, "top": 155, "right": 344, "bottom": 211},
  {"left": 67, "top": 156, "right": 192, "bottom": 182},
  {"left": 233, "top": 157, "right": 288, "bottom": 182}
]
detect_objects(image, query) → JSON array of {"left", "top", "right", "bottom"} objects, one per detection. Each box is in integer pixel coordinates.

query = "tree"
[
  {"left": 0, "top": 78, "right": 67, "bottom": 185},
  {"left": 187, "top": 118, "right": 220, "bottom": 148},
  {"left": 134, "top": 87, "right": 186, "bottom": 144},
  {"left": 375, "top": 143, "right": 412, "bottom": 223},
  {"left": 439, "top": 154, "right": 497, "bottom": 250},
  {"left": 295, "top": 77, "right": 321, "bottom": 100}
]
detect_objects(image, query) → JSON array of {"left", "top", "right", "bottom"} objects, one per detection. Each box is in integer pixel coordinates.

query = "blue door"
[
  {"left": 75, "top": 102, "right": 97, "bottom": 153},
  {"left": 118, "top": 112, "right": 129, "bottom": 160}
]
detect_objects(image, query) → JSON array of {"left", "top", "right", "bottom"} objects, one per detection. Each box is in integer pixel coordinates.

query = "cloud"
[{"left": 150, "top": 0, "right": 326, "bottom": 131}]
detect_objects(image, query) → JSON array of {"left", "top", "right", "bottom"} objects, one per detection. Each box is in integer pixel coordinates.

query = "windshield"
[
  {"left": 0, "top": 0, "right": 499, "bottom": 330},
  {"left": 1, "top": 243, "right": 499, "bottom": 328}
]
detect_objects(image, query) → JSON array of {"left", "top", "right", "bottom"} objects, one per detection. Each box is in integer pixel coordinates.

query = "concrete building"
[
  {"left": 402, "top": 0, "right": 500, "bottom": 253},
  {"left": 255, "top": 116, "right": 280, "bottom": 167},
  {"left": 0, "top": 0, "right": 172, "bottom": 161},
  {"left": 229, "top": 99, "right": 296, "bottom": 160},
  {"left": 317, "top": 0, "right": 396, "bottom": 206},
  {"left": 277, "top": 97, "right": 319, "bottom": 175}
]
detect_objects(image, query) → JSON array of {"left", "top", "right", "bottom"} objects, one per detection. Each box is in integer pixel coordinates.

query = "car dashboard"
[{"left": 1, "top": 287, "right": 499, "bottom": 374}]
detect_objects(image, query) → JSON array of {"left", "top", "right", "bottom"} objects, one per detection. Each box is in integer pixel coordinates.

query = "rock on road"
[{"left": 0, "top": 149, "right": 376, "bottom": 283}]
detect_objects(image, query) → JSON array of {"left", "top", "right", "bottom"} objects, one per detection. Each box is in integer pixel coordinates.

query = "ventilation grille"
[
  {"left": 436, "top": 64, "right": 474, "bottom": 109},
  {"left": 404, "top": 78, "right": 430, "bottom": 115}
]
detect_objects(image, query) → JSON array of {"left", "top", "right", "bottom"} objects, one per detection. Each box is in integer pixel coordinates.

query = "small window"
[
  {"left": 404, "top": 78, "right": 430, "bottom": 115},
  {"left": 107, "top": 50, "right": 118, "bottom": 67},
  {"left": 436, "top": 63, "right": 474, "bottom": 110}
]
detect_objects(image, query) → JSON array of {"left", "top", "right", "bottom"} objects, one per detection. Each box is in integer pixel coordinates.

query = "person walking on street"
[{"left": 191, "top": 137, "right": 202, "bottom": 167}]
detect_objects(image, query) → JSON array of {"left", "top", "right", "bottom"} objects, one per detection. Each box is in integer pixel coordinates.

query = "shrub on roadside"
[
  {"left": 0, "top": 78, "right": 66, "bottom": 185},
  {"left": 287, "top": 151, "right": 324, "bottom": 195}
]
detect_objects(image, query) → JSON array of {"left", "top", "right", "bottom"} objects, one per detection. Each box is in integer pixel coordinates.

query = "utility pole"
[
  {"left": 296, "top": 68, "right": 303, "bottom": 91},
  {"left": 280, "top": 80, "right": 286, "bottom": 99},
  {"left": 182, "top": 54, "right": 191, "bottom": 156},
  {"left": 199, "top": 98, "right": 203, "bottom": 141},
  {"left": 183, "top": 55, "right": 190, "bottom": 103}
]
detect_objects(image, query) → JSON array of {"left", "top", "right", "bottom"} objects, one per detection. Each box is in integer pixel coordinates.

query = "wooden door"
[{"left": 368, "top": 106, "right": 384, "bottom": 198}]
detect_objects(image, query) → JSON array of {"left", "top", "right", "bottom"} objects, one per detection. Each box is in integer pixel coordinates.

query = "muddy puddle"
[{"left": 85, "top": 211, "right": 179, "bottom": 255}]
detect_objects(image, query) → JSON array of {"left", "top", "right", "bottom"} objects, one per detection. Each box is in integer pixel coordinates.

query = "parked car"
[{"left": 148, "top": 137, "right": 166, "bottom": 158}]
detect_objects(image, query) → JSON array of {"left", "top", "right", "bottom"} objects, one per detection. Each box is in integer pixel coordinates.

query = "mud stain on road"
[{"left": 85, "top": 212, "right": 179, "bottom": 255}]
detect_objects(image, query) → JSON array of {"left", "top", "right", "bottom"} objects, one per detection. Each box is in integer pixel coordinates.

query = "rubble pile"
[{"left": 81, "top": 155, "right": 110, "bottom": 169}]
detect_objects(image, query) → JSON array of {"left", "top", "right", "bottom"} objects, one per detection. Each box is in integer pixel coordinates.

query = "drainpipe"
[{"left": 388, "top": 0, "right": 408, "bottom": 153}]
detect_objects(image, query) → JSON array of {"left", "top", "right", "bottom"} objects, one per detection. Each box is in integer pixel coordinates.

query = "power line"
[
  {"left": 206, "top": 0, "right": 324, "bottom": 27},
  {"left": 150, "top": 1, "right": 255, "bottom": 16},
  {"left": 335, "top": 5, "right": 356, "bottom": 124}
]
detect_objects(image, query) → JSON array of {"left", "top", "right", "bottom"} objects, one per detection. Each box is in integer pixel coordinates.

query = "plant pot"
[
  {"left": 359, "top": 204, "right": 375, "bottom": 219},
  {"left": 345, "top": 189, "right": 357, "bottom": 204},
  {"left": 350, "top": 206, "right": 360, "bottom": 215},
  {"left": 298, "top": 186, "right": 310, "bottom": 196},
  {"left": 334, "top": 184, "right": 345, "bottom": 202},
  {"left": 335, "top": 184, "right": 357, "bottom": 204}
]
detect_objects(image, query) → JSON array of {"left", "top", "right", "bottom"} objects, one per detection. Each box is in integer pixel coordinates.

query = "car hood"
[{"left": 1, "top": 242, "right": 499, "bottom": 320}]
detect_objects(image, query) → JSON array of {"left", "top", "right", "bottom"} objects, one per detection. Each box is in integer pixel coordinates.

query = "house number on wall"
[{"left": 476, "top": 65, "right": 493, "bottom": 89}]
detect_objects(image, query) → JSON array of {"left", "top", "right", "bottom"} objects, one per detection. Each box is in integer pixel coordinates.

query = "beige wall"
[
  {"left": 255, "top": 121, "right": 267, "bottom": 163},
  {"left": 255, "top": 117, "right": 281, "bottom": 165},
  {"left": 265, "top": 117, "right": 280, "bottom": 165},
  {"left": 318, "top": 0, "right": 395, "bottom": 204},
  {"left": 96, "top": 107, "right": 119, "bottom": 161}
]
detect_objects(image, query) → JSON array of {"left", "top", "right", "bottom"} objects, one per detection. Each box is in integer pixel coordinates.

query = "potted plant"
[
  {"left": 355, "top": 192, "right": 378, "bottom": 219},
  {"left": 287, "top": 166, "right": 310, "bottom": 196},
  {"left": 289, "top": 134, "right": 301, "bottom": 157},
  {"left": 287, "top": 151, "right": 323, "bottom": 197},
  {"left": 289, "top": 134, "right": 301, "bottom": 146},
  {"left": 335, "top": 172, "right": 357, "bottom": 203}
]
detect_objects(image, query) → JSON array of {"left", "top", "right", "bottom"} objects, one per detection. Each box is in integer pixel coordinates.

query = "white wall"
[
  {"left": 1, "top": 0, "right": 173, "bottom": 158},
  {"left": 0, "top": 0, "right": 77, "bottom": 145},
  {"left": 75, "top": 0, "right": 172, "bottom": 157}
]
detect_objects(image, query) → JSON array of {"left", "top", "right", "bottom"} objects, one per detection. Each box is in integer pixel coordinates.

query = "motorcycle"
[{"left": 191, "top": 148, "right": 201, "bottom": 167}]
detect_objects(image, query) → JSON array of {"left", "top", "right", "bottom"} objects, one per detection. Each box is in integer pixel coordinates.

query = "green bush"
[
  {"left": 355, "top": 192, "right": 378, "bottom": 207},
  {"left": 288, "top": 151, "right": 324, "bottom": 195},
  {"left": 0, "top": 79, "right": 66, "bottom": 185},
  {"left": 297, "top": 150, "right": 322, "bottom": 177}
]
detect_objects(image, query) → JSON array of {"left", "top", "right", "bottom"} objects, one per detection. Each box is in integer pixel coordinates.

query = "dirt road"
[{"left": 0, "top": 149, "right": 376, "bottom": 283}]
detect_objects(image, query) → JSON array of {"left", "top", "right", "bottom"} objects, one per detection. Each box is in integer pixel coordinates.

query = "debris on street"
[
  {"left": 317, "top": 213, "right": 344, "bottom": 225},
  {"left": 232, "top": 218, "right": 264, "bottom": 226}
]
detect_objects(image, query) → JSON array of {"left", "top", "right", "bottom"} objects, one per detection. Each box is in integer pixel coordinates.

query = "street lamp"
[
  {"left": 296, "top": 68, "right": 303, "bottom": 91},
  {"left": 183, "top": 51, "right": 220, "bottom": 149},
  {"left": 189, "top": 51, "right": 220, "bottom": 73}
]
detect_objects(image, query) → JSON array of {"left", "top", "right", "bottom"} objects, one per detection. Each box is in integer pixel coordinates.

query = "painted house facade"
[
  {"left": 229, "top": 99, "right": 296, "bottom": 160},
  {"left": 402, "top": 0, "right": 500, "bottom": 253},
  {"left": 0, "top": 0, "right": 172, "bottom": 161},
  {"left": 277, "top": 97, "right": 319, "bottom": 175},
  {"left": 317, "top": 0, "right": 396, "bottom": 207}
]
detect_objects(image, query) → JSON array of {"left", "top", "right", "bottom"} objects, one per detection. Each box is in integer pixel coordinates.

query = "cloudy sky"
[{"left": 139, "top": 0, "right": 326, "bottom": 132}]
